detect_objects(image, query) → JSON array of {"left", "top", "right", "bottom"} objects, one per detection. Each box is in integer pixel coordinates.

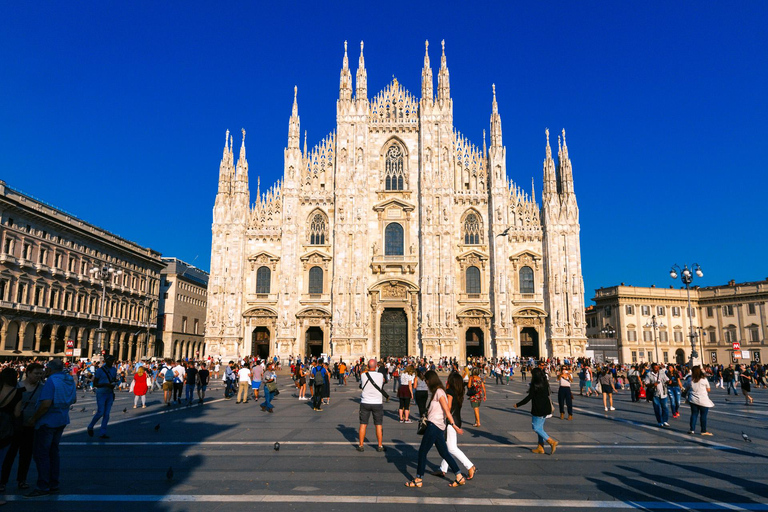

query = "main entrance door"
[
  {"left": 251, "top": 327, "right": 270, "bottom": 360},
  {"left": 520, "top": 327, "right": 539, "bottom": 359},
  {"left": 380, "top": 308, "right": 407, "bottom": 359},
  {"left": 306, "top": 327, "right": 323, "bottom": 358},
  {"left": 466, "top": 327, "right": 484, "bottom": 358}
]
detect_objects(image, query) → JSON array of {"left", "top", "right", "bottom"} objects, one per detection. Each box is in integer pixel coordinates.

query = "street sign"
[
  {"left": 733, "top": 342, "right": 741, "bottom": 351},
  {"left": 742, "top": 350, "right": 751, "bottom": 360},
  {"left": 66, "top": 340, "right": 75, "bottom": 349},
  {"left": 73, "top": 348, "right": 82, "bottom": 357},
  {"left": 65, "top": 348, "right": 73, "bottom": 357},
  {"left": 733, "top": 350, "right": 742, "bottom": 359}
]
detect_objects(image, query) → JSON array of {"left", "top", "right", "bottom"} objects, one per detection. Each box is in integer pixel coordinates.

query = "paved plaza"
[{"left": 10, "top": 374, "right": 768, "bottom": 511}]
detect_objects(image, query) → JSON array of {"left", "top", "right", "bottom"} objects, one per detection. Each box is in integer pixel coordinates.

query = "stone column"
[
  {"left": 87, "top": 330, "right": 97, "bottom": 358},
  {"left": 0, "top": 321, "right": 7, "bottom": 351},
  {"left": 35, "top": 323, "right": 44, "bottom": 352},
  {"left": 17, "top": 321, "right": 28, "bottom": 352},
  {"left": 108, "top": 331, "right": 117, "bottom": 356},
  {"left": 118, "top": 333, "right": 125, "bottom": 361}
]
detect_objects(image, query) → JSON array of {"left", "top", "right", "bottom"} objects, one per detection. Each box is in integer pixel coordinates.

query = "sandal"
[
  {"left": 405, "top": 478, "right": 423, "bottom": 488},
  {"left": 467, "top": 466, "right": 477, "bottom": 480},
  {"left": 449, "top": 475, "right": 466, "bottom": 487}
]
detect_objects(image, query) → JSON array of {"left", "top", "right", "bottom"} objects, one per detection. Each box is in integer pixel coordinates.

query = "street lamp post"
[
  {"left": 644, "top": 315, "right": 665, "bottom": 364},
  {"left": 669, "top": 263, "right": 703, "bottom": 366},
  {"left": 89, "top": 264, "right": 123, "bottom": 359}
]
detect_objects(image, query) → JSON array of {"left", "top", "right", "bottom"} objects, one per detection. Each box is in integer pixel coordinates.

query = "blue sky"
[{"left": 1, "top": 2, "right": 766, "bottom": 302}]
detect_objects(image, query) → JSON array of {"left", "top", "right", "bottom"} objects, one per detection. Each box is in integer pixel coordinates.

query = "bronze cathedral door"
[{"left": 380, "top": 308, "right": 407, "bottom": 359}]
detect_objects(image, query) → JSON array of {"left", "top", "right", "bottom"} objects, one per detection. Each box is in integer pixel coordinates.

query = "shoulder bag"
[{"left": 362, "top": 372, "right": 389, "bottom": 400}]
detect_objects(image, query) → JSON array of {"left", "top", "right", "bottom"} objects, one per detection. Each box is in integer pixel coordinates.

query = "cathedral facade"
[{"left": 204, "top": 41, "right": 587, "bottom": 362}]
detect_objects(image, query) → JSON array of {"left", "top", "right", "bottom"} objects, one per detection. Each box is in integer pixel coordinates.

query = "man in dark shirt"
[
  {"left": 196, "top": 362, "right": 210, "bottom": 404},
  {"left": 185, "top": 364, "right": 198, "bottom": 405}
]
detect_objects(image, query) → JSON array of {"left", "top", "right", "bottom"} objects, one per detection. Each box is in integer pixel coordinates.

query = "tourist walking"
[
  {"left": 405, "top": 370, "right": 465, "bottom": 488},
  {"left": 251, "top": 359, "right": 263, "bottom": 402},
  {"left": 740, "top": 365, "right": 754, "bottom": 405},
  {"left": 557, "top": 364, "right": 573, "bottom": 420},
  {"left": 131, "top": 366, "right": 148, "bottom": 408},
  {"left": 645, "top": 363, "right": 670, "bottom": 428},
  {"left": 398, "top": 365, "right": 415, "bottom": 423},
  {"left": 25, "top": 359, "right": 77, "bottom": 498},
  {"left": 598, "top": 366, "right": 616, "bottom": 412},
  {"left": 184, "top": 362, "right": 198, "bottom": 405},
  {"left": 312, "top": 361, "right": 326, "bottom": 411},
  {"left": 260, "top": 363, "right": 277, "bottom": 413},
  {"left": 686, "top": 366, "right": 714, "bottom": 435},
  {"left": 467, "top": 369, "right": 486, "bottom": 427},
  {"left": 1, "top": 363, "right": 44, "bottom": 493},
  {"left": 236, "top": 363, "right": 251, "bottom": 404},
  {"left": 413, "top": 367, "right": 429, "bottom": 419},
  {"left": 435, "top": 372, "right": 476, "bottom": 480},
  {"left": 197, "top": 362, "right": 210, "bottom": 404},
  {"left": 87, "top": 354, "right": 117, "bottom": 439},
  {"left": 667, "top": 365, "right": 683, "bottom": 418},
  {"left": 357, "top": 359, "right": 387, "bottom": 452},
  {"left": 514, "top": 367, "right": 558, "bottom": 455},
  {"left": 628, "top": 365, "right": 641, "bottom": 402}
]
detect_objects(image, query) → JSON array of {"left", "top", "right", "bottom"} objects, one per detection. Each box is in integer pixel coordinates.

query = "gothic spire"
[
  {"left": 339, "top": 40, "right": 352, "bottom": 102},
  {"left": 355, "top": 40, "right": 367, "bottom": 100},
  {"left": 287, "top": 86, "right": 300, "bottom": 150},
  {"left": 543, "top": 128, "right": 558, "bottom": 199},
  {"left": 558, "top": 128, "right": 574, "bottom": 195},
  {"left": 217, "top": 129, "right": 233, "bottom": 196},
  {"left": 437, "top": 40, "right": 450, "bottom": 103},
  {"left": 490, "top": 84, "right": 502, "bottom": 147},
  {"left": 421, "top": 40, "right": 433, "bottom": 101},
  {"left": 233, "top": 128, "right": 249, "bottom": 199},
  {"left": 303, "top": 130, "right": 308, "bottom": 158}
]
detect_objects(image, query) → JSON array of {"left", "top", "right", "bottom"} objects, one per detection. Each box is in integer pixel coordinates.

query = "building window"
[
  {"left": 23, "top": 244, "right": 31, "bottom": 260},
  {"left": 194, "top": 319, "right": 199, "bottom": 335},
  {"left": 182, "top": 316, "right": 188, "bottom": 333},
  {"left": 466, "top": 266, "right": 481, "bottom": 294},
  {"left": 384, "top": 143, "right": 404, "bottom": 190},
  {"left": 643, "top": 330, "right": 653, "bottom": 342},
  {"left": 627, "top": 330, "right": 637, "bottom": 342},
  {"left": 690, "top": 307, "right": 696, "bottom": 318},
  {"left": 625, "top": 305, "right": 634, "bottom": 315},
  {"left": 0, "top": 280, "right": 6, "bottom": 301},
  {"left": 256, "top": 266, "right": 271, "bottom": 294},
  {"left": 749, "top": 327, "right": 759, "bottom": 343},
  {"left": 3, "top": 238, "right": 13, "bottom": 255},
  {"left": 657, "top": 306, "right": 665, "bottom": 316},
  {"left": 748, "top": 303, "right": 757, "bottom": 315},
  {"left": 631, "top": 351, "right": 637, "bottom": 362},
  {"left": 674, "top": 331, "right": 683, "bottom": 342},
  {"left": 659, "top": 331, "right": 668, "bottom": 342},
  {"left": 463, "top": 213, "right": 481, "bottom": 245},
  {"left": 17, "top": 283, "right": 27, "bottom": 304},
  {"left": 706, "top": 306, "right": 714, "bottom": 318},
  {"left": 663, "top": 351, "right": 669, "bottom": 363},
  {"left": 519, "top": 266, "right": 534, "bottom": 294},
  {"left": 707, "top": 330, "right": 716, "bottom": 343},
  {"left": 725, "top": 328, "right": 737, "bottom": 343},
  {"left": 724, "top": 305, "right": 734, "bottom": 316},
  {"left": 309, "top": 213, "right": 327, "bottom": 245},
  {"left": 672, "top": 307, "right": 681, "bottom": 317},
  {"left": 163, "top": 292, "right": 169, "bottom": 299},
  {"left": 384, "top": 223, "right": 404, "bottom": 256},
  {"left": 308, "top": 266, "right": 323, "bottom": 294},
  {"left": 641, "top": 305, "right": 650, "bottom": 316}
]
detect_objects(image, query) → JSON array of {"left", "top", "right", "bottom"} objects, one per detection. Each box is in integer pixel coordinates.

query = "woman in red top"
[{"left": 132, "top": 367, "right": 149, "bottom": 408}]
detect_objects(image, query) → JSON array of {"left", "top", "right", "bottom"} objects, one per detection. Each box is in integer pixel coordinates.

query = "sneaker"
[
  {"left": 356, "top": 445, "right": 364, "bottom": 452},
  {"left": 376, "top": 445, "right": 386, "bottom": 452},
  {"left": 24, "top": 489, "right": 49, "bottom": 498},
  {"left": 404, "top": 419, "right": 413, "bottom": 424},
  {"left": 604, "top": 407, "right": 608, "bottom": 412},
  {"left": 609, "top": 407, "right": 616, "bottom": 411},
  {"left": 688, "top": 430, "right": 695, "bottom": 434},
  {"left": 87, "top": 428, "right": 94, "bottom": 437},
  {"left": 662, "top": 422, "right": 670, "bottom": 427}
]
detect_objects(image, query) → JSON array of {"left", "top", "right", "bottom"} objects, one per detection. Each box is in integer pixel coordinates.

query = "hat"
[{"left": 47, "top": 359, "right": 64, "bottom": 371}]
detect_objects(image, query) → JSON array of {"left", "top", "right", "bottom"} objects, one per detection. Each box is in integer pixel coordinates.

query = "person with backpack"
[
  {"left": 312, "top": 360, "right": 327, "bottom": 412},
  {"left": 162, "top": 360, "right": 176, "bottom": 406},
  {"left": 25, "top": 359, "right": 76, "bottom": 498},
  {"left": 87, "top": 354, "right": 117, "bottom": 439}
]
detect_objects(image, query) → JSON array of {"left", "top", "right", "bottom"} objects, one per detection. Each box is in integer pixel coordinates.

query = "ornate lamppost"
[
  {"left": 669, "top": 264, "right": 703, "bottom": 366},
  {"left": 89, "top": 264, "right": 122, "bottom": 358}
]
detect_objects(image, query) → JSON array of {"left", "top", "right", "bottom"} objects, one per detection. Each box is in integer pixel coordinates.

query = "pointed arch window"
[
  {"left": 256, "top": 266, "right": 271, "bottom": 294},
  {"left": 384, "top": 223, "right": 404, "bottom": 256},
  {"left": 308, "top": 266, "right": 323, "bottom": 294},
  {"left": 466, "top": 266, "right": 481, "bottom": 294},
  {"left": 384, "top": 144, "right": 405, "bottom": 190},
  {"left": 309, "top": 212, "right": 327, "bottom": 245},
  {"left": 520, "top": 266, "right": 534, "bottom": 294},
  {"left": 463, "top": 212, "right": 482, "bottom": 245}
]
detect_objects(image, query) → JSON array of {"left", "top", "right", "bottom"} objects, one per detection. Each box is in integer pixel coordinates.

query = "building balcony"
[
  {"left": 371, "top": 254, "right": 418, "bottom": 275},
  {"left": 0, "top": 254, "right": 16, "bottom": 265},
  {"left": 35, "top": 263, "right": 49, "bottom": 273},
  {"left": 458, "top": 293, "right": 490, "bottom": 304},
  {"left": 245, "top": 293, "right": 278, "bottom": 304},
  {"left": 18, "top": 258, "right": 33, "bottom": 269}
]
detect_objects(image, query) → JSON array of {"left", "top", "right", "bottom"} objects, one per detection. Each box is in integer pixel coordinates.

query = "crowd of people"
[{"left": 0, "top": 352, "right": 763, "bottom": 500}]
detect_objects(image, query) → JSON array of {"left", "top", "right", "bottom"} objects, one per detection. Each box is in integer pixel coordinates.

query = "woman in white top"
[
  {"left": 405, "top": 371, "right": 465, "bottom": 489},
  {"left": 686, "top": 366, "right": 714, "bottom": 435},
  {"left": 398, "top": 365, "right": 416, "bottom": 423}
]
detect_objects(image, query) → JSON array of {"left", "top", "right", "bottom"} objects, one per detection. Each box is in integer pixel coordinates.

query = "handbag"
[
  {"left": 266, "top": 380, "right": 278, "bottom": 393},
  {"left": 416, "top": 417, "right": 428, "bottom": 435}
]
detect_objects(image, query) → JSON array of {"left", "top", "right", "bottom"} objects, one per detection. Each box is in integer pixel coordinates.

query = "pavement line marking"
[
  {"left": 572, "top": 406, "right": 737, "bottom": 451},
  {"left": 7, "top": 495, "right": 768, "bottom": 509},
  {"left": 63, "top": 397, "right": 227, "bottom": 436},
  {"left": 58, "top": 440, "right": 715, "bottom": 450}
]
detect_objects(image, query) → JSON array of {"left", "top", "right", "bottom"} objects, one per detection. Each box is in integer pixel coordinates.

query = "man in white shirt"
[
  {"left": 172, "top": 361, "right": 185, "bottom": 403},
  {"left": 358, "top": 359, "right": 387, "bottom": 453},
  {"left": 251, "top": 359, "right": 264, "bottom": 402},
  {"left": 237, "top": 363, "right": 252, "bottom": 403}
]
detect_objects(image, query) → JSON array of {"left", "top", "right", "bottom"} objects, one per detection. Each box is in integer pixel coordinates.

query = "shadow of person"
[
  {"left": 650, "top": 458, "right": 768, "bottom": 500},
  {"left": 336, "top": 423, "right": 359, "bottom": 444},
  {"left": 386, "top": 438, "right": 418, "bottom": 479}
]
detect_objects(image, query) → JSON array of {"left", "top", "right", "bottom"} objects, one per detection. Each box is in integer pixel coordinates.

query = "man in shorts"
[
  {"left": 358, "top": 359, "right": 386, "bottom": 453},
  {"left": 251, "top": 359, "right": 263, "bottom": 402}
]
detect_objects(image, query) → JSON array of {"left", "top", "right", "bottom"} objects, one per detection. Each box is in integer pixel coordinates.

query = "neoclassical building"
[{"left": 205, "top": 41, "right": 587, "bottom": 362}]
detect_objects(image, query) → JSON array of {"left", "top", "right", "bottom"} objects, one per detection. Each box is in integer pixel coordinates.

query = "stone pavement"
[{"left": 9, "top": 373, "right": 768, "bottom": 511}]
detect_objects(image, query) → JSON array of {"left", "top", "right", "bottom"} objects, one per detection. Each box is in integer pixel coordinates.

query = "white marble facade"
[{"left": 205, "top": 41, "right": 587, "bottom": 362}]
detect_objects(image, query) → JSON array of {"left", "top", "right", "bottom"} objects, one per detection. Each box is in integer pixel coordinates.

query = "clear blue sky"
[{"left": 1, "top": 2, "right": 766, "bottom": 302}]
